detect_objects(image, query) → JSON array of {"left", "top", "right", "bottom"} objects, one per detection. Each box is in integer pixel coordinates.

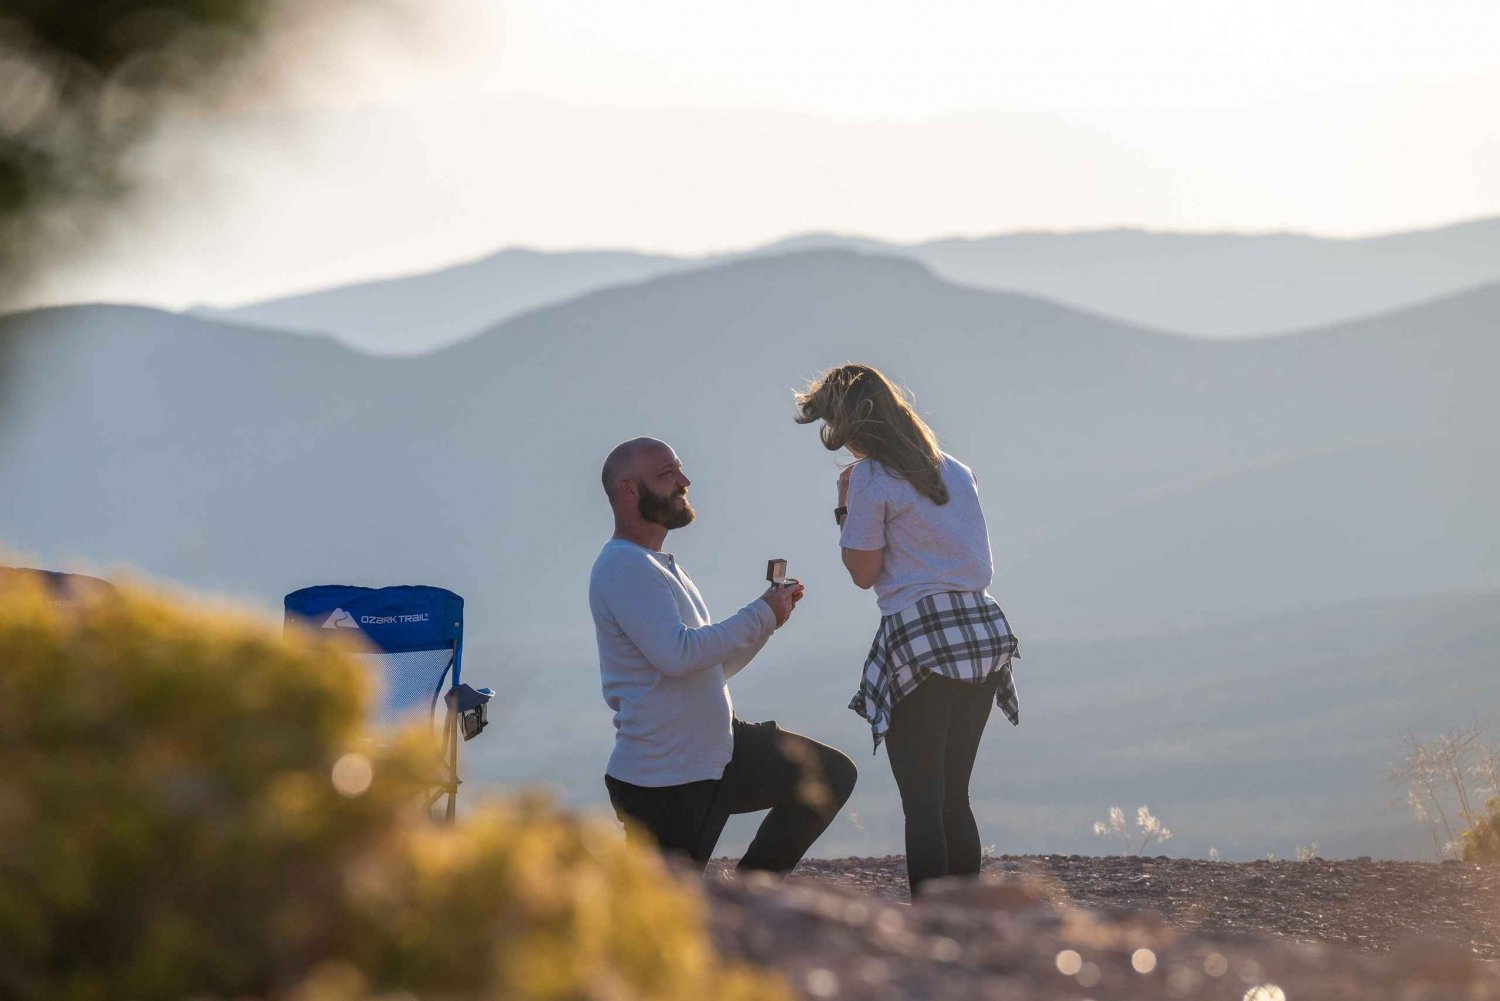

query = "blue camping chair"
[{"left": 284, "top": 584, "right": 493, "bottom": 821}]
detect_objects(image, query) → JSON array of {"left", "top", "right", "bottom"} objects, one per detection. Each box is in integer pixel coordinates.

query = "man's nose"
[{"left": 678, "top": 473, "right": 691, "bottom": 489}]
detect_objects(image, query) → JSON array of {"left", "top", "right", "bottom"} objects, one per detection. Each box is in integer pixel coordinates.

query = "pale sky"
[{"left": 27, "top": 0, "right": 1500, "bottom": 309}]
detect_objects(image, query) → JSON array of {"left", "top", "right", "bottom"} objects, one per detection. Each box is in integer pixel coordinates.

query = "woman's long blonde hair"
[{"left": 794, "top": 364, "right": 949, "bottom": 505}]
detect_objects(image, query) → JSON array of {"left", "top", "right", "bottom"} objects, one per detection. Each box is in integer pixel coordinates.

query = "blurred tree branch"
[
  {"left": 0, "top": 0, "right": 379, "bottom": 411},
  {"left": 0, "top": 0, "right": 358, "bottom": 305}
]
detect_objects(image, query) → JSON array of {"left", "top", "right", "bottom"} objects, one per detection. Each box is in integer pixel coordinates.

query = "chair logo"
[
  {"left": 359, "top": 612, "right": 430, "bottom": 625},
  {"left": 322, "top": 608, "right": 359, "bottom": 629}
]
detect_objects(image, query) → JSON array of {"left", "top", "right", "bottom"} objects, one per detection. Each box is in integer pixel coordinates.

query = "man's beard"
[{"left": 636, "top": 481, "right": 695, "bottom": 529}]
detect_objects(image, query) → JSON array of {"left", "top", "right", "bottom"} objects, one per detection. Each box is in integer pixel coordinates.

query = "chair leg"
[{"left": 444, "top": 704, "right": 460, "bottom": 823}]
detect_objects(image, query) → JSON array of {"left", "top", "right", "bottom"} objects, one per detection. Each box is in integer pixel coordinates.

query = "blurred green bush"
[
  {"left": 0, "top": 572, "right": 785, "bottom": 1001},
  {"left": 1460, "top": 797, "right": 1500, "bottom": 862}
]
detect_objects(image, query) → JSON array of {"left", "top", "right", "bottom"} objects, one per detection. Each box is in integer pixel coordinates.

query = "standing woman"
[{"left": 794, "top": 363, "right": 1019, "bottom": 897}]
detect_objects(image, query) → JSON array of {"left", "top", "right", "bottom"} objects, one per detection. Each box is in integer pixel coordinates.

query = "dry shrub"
[
  {"left": 1460, "top": 798, "right": 1500, "bottom": 863},
  {"left": 0, "top": 572, "right": 785, "bottom": 1001}
]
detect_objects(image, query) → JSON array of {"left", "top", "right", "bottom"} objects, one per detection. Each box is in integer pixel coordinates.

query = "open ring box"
[{"left": 766, "top": 559, "right": 799, "bottom": 589}]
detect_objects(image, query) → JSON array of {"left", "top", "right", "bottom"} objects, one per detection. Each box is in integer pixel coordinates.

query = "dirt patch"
[{"left": 704, "top": 855, "right": 1500, "bottom": 1000}]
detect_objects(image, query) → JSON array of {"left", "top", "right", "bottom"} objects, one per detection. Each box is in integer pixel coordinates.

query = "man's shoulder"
[
  {"left": 593, "top": 539, "right": 642, "bottom": 568},
  {"left": 591, "top": 540, "right": 664, "bottom": 585}
]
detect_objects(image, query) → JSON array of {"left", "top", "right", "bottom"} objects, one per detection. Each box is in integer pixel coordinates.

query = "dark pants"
[
  {"left": 884, "top": 671, "right": 1001, "bottom": 896},
  {"left": 605, "top": 718, "right": 858, "bottom": 874}
]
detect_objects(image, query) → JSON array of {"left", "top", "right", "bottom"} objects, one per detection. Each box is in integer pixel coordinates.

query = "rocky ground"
[{"left": 704, "top": 855, "right": 1500, "bottom": 1000}]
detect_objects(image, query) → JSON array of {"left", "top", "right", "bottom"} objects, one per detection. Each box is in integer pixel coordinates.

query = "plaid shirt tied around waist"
[{"left": 848, "top": 590, "right": 1019, "bottom": 752}]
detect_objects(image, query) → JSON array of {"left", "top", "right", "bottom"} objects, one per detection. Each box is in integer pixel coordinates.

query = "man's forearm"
[
  {"left": 615, "top": 593, "right": 776, "bottom": 679},
  {"left": 722, "top": 612, "right": 775, "bottom": 679}
]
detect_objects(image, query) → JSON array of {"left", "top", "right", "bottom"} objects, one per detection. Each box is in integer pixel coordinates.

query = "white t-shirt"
[
  {"left": 589, "top": 538, "right": 777, "bottom": 787},
  {"left": 839, "top": 453, "right": 995, "bottom": 617}
]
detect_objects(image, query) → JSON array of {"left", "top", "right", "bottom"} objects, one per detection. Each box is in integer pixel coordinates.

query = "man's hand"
[{"left": 759, "top": 580, "right": 805, "bottom": 627}]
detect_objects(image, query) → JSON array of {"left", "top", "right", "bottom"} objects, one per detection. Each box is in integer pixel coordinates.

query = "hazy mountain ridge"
[
  {"left": 6, "top": 251, "right": 1493, "bottom": 634},
  {"left": 192, "top": 216, "right": 1500, "bottom": 354},
  {"left": 2, "top": 250, "right": 1495, "bottom": 857},
  {"left": 191, "top": 249, "right": 698, "bottom": 356}
]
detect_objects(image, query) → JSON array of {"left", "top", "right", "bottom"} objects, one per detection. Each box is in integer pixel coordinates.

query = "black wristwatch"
[{"left": 834, "top": 505, "right": 848, "bottom": 526}]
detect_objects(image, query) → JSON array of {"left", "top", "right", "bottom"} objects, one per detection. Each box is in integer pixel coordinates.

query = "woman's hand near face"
[{"left": 837, "top": 462, "right": 857, "bottom": 506}]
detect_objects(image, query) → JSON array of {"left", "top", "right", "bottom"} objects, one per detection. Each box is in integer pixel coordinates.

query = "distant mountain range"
[
  {"left": 4, "top": 249, "right": 1496, "bottom": 859},
  {"left": 192, "top": 216, "right": 1500, "bottom": 354}
]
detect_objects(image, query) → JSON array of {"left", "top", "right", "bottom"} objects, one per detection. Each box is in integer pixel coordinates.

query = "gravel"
[{"left": 703, "top": 855, "right": 1500, "bottom": 1000}]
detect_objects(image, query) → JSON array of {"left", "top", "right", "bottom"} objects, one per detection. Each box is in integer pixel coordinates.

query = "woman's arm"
[
  {"left": 837, "top": 461, "right": 885, "bottom": 589},
  {"left": 841, "top": 547, "right": 883, "bottom": 589}
]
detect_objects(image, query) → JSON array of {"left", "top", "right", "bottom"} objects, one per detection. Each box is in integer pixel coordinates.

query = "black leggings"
[{"left": 884, "top": 671, "right": 1001, "bottom": 896}]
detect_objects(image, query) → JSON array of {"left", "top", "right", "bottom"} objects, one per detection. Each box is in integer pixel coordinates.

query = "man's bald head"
[{"left": 601, "top": 437, "right": 670, "bottom": 502}]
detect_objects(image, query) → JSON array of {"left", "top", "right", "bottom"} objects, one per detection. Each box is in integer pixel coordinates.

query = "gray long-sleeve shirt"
[{"left": 589, "top": 538, "right": 777, "bottom": 786}]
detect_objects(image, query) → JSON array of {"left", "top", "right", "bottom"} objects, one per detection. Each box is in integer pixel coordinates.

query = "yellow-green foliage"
[
  {"left": 1460, "top": 797, "right": 1500, "bottom": 862},
  {"left": 0, "top": 573, "right": 785, "bottom": 1001}
]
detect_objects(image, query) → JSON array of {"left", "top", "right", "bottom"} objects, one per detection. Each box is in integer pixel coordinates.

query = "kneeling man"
[{"left": 590, "top": 437, "right": 857, "bottom": 873}]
